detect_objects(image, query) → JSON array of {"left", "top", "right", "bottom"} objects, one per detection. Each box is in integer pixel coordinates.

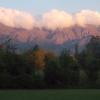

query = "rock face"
[{"left": 0, "top": 23, "right": 100, "bottom": 53}]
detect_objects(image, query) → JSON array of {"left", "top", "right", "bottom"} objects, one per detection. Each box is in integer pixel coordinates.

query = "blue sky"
[{"left": 0, "top": 0, "right": 99, "bottom": 14}]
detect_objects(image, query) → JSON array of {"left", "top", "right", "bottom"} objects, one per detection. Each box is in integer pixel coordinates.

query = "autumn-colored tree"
[{"left": 32, "top": 49, "right": 46, "bottom": 70}]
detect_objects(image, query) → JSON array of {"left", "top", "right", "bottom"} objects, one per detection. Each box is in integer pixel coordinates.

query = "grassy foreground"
[{"left": 0, "top": 89, "right": 100, "bottom": 100}]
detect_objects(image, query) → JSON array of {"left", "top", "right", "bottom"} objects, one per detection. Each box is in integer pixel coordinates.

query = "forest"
[{"left": 0, "top": 36, "right": 100, "bottom": 89}]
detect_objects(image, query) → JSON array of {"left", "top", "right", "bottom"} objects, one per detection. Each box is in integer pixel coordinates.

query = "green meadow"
[{"left": 0, "top": 90, "right": 100, "bottom": 100}]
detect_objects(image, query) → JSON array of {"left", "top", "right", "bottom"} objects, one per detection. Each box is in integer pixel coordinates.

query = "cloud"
[
  {"left": 75, "top": 10, "right": 100, "bottom": 26},
  {"left": 0, "top": 7, "right": 100, "bottom": 30},
  {"left": 41, "top": 9, "right": 73, "bottom": 30},
  {"left": 40, "top": 9, "right": 100, "bottom": 29},
  {"left": 0, "top": 7, "right": 36, "bottom": 29}
]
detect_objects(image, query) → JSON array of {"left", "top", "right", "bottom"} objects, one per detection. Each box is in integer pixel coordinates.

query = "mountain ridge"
[{"left": 0, "top": 23, "right": 99, "bottom": 53}]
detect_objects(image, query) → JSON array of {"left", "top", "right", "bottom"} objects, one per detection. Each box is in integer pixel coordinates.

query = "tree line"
[{"left": 0, "top": 36, "right": 100, "bottom": 89}]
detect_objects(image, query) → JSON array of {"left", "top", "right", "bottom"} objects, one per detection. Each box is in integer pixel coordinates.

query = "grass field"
[{"left": 0, "top": 89, "right": 100, "bottom": 100}]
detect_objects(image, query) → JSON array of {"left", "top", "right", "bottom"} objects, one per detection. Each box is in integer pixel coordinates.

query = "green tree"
[
  {"left": 59, "top": 49, "right": 80, "bottom": 88},
  {"left": 80, "top": 36, "right": 100, "bottom": 88},
  {"left": 44, "top": 52, "right": 61, "bottom": 88}
]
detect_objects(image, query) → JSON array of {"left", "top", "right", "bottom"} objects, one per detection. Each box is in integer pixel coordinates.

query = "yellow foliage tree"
[{"left": 33, "top": 49, "right": 46, "bottom": 70}]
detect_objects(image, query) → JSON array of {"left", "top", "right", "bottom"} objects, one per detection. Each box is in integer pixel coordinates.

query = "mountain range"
[{"left": 0, "top": 23, "right": 100, "bottom": 53}]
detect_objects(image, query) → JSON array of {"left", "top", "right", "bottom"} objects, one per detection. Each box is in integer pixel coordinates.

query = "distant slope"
[{"left": 0, "top": 23, "right": 99, "bottom": 52}]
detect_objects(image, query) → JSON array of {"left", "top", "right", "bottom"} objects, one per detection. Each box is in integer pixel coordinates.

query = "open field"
[{"left": 0, "top": 89, "right": 100, "bottom": 100}]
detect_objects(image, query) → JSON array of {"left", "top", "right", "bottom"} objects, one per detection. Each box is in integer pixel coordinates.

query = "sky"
[{"left": 0, "top": 0, "right": 99, "bottom": 15}]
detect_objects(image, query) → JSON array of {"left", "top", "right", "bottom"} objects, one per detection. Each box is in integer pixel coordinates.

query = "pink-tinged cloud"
[
  {"left": 0, "top": 7, "right": 36, "bottom": 29},
  {"left": 41, "top": 9, "right": 73, "bottom": 30},
  {"left": 75, "top": 10, "right": 100, "bottom": 26},
  {"left": 0, "top": 7, "right": 100, "bottom": 30}
]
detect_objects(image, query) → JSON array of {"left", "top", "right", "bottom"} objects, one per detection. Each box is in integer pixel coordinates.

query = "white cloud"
[
  {"left": 0, "top": 8, "right": 100, "bottom": 30},
  {"left": 0, "top": 7, "right": 36, "bottom": 29},
  {"left": 75, "top": 10, "right": 100, "bottom": 26},
  {"left": 41, "top": 9, "right": 73, "bottom": 30},
  {"left": 40, "top": 9, "right": 100, "bottom": 29}
]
